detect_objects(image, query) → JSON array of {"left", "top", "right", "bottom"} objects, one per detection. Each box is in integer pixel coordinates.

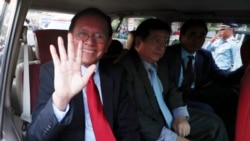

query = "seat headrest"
[
  {"left": 34, "top": 29, "right": 68, "bottom": 64},
  {"left": 106, "top": 39, "right": 123, "bottom": 56},
  {"left": 126, "top": 30, "right": 136, "bottom": 49}
]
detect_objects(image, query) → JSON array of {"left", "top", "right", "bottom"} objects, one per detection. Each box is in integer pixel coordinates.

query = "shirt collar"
[
  {"left": 81, "top": 62, "right": 100, "bottom": 77},
  {"left": 181, "top": 47, "right": 196, "bottom": 59},
  {"left": 225, "top": 36, "right": 234, "bottom": 42},
  {"left": 142, "top": 59, "right": 157, "bottom": 71}
]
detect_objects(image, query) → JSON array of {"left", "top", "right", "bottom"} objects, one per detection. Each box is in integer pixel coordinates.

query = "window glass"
[
  {"left": 170, "top": 21, "right": 250, "bottom": 71},
  {"left": 170, "top": 22, "right": 250, "bottom": 46},
  {"left": 25, "top": 10, "right": 74, "bottom": 46},
  {"left": 0, "top": 0, "right": 17, "bottom": 136},
  {"left": 112, "top": 17, "right": 147, "bottom": 49},
  {"left": 0, "top": 1, "right": 3, "bottom": 14},
  {"left": 26, "top": 10, "right": 73, "bottom": 30},
  {"left": 0, "top": 0, "right": 17, "bottom": 72}
]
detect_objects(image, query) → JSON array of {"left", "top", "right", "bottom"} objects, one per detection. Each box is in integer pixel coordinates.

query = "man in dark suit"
[
  {"left": 27, "top": 8, "right": 140, "bottom": 141},
  {"left": 163, "top": 19, "right": 244, "bottom": 140},
  {"left": 117, "top": 18, "right": 229, "bottom": 141}
]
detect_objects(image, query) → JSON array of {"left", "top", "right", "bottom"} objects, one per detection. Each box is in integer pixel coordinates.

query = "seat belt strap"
[{"left": 21, "top": 26, "right": 31, "bottom": 123}]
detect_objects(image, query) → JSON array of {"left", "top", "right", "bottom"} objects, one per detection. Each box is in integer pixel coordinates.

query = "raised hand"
[
  {"left": 50, "top": 33, "right": 96, "bottom": 111},
  {"left": 210, "top": 33, "right": 220, "bottom": 43}
]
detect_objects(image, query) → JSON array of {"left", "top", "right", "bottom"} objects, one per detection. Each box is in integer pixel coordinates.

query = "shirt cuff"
[
  {"left": 157, "top": 126, "right": 178, "bottom": 141},
  {"left": 172, "top": 105, "right": 189, "bottom": 119},
  {"left": 52, "top": 103, "right": 70, "bottom": 122}
]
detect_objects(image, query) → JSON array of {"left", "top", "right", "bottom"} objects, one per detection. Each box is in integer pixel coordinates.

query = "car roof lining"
[{"left": 29, "top": 0, "right": 250, "bottom": 23}]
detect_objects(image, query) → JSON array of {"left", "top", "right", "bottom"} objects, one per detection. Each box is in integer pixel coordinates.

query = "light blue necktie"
[{"left": 149, "top": 65, "right": 173, "bottom": 127}]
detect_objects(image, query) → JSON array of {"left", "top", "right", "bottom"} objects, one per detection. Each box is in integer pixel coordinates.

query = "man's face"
[
  {"left": 71, "top": 15, "right": 111, "bottom": 66},
  {"left": 180, "top": 26, "right": 207, "bottom": 53},
  {"left": 135, "top": 30, "right": 169, "bottom": 63},
  {"left": 219, "top": 28, "right": 232, "bottom": 39},
  {"left": 218, "top": 29, "right": 225, "bottom": 37}
]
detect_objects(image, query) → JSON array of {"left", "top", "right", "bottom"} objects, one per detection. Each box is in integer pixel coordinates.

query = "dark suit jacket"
[
  {"left": 117, "top": 48, "right": 185, "bottom": 141},
  {"left": 163, "top": 44, "right": 244, "bottom": 92},
  {"left": 27, "top": 61, "right": 141, "bottom": 141}
]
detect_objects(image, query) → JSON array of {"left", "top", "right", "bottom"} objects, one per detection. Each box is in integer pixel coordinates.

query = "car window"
[
  {"left": 25, "top": 10, "right": 73, "bottom": 46},
  {"left": 0, "top": 0, "right": 18, "bottom": 137},
  {"left": 170, "top": 22, "right": 250, "bottom": 46},
  {"left": 112, "top": 17, "right": 148, "bottom": 49},
  {"left": 170, "top": 21, "right": 250, "bottom": 71},
  {"left": 0, "top": 0, "right": 17, "bottom": 73},
  {"left": 26, "top": 10, "right": 73, "bottom": 30}
]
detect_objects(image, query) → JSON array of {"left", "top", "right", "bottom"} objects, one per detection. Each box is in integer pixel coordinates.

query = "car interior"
[
  {"left": 236, "top": 38, "right": 250, "bottom": 141},
  {"left": 0, "top": 0, "right": 250, "bottom": 141}
]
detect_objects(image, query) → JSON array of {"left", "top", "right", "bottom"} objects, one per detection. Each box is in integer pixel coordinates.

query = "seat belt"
[{"left": 20, "top": 26, "right": 32, "bottom": 123}]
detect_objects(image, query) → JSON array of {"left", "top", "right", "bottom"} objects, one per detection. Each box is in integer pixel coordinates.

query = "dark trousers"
[{"left": 187, "top": 108, "right": 229, "bottom": 141}]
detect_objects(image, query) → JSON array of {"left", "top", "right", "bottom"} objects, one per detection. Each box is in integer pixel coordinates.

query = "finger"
[
  {"left": 50, "top": 45, "right": 60, "bottom": 66},
  {"left": 183, "top": 125, "right": 190, "bottom": 137},
  {"left": 178, "top": 128, "right": 185, "bottom": 137},
  {"left": 186, "top": 127, "right": 190, "bottom": 136},
  {"left": 67, "top": 33, "right": 75, "bottom": 61},
  {"left": 177, "top": 128, "right": 182, "bottom": 136},
  {"left": 82, "top": 64, "right": 96, "bottom": 84},
  {"left": 182, "top": 126, "right": 188, "bottom": 137},
  {"left": 183, "top": 130, "right": 186, "bottom": 137},
  {"left": 76, "top": 40, "right": 83, "bottom": 64},
  {"left": 57, "top": 36, "right": 67, "bottom": 62}
]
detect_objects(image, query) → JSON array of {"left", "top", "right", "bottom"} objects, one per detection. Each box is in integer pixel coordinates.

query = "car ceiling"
[{"left": 30, "top": 0, "right": 250, "bottom": 23}]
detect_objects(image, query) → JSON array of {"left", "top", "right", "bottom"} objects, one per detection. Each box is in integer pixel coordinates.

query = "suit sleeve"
[
  {"left": 27, "top": 62, "right": 74, "bottom": 141},
  {"left": 125, "top": 74, "right": 164, "bottom": 140},
  {"left": 117, "top": 82, "right": 142, "bottom": 141}
]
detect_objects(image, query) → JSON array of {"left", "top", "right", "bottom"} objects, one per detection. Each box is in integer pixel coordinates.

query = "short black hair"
[
  {"left": 180, "top": 19, "right": 208, "bottom": 35},
  {"left": 135, "top": 18, "right": 172, "bottom": 40},
  {"left": 69, "top": 7, "right": 113, "bottom": 37}
]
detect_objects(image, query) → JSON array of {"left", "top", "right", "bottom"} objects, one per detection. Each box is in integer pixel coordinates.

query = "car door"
[{"left": 0, "top": 0, "right": 32, "bottom": 140}]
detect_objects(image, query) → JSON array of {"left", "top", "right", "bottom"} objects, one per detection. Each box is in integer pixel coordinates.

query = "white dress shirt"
[{"left": 52, "top": 62, "right": 102, "bottom": 141}]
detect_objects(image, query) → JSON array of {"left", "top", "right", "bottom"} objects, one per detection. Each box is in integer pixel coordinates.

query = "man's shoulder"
[
  {"left": 232, "top": 38, "right": 240, "bottom": 43},
  {"left": 100, "top": 60, "right": 123, "bottom": 71},
  {"left": 40, "top": 61, "right": 54, "bottom": 70},
  {"left": 227, "top": 37, "right": 240, "bottom": 46},
  {"left": 164, "top": 44, "right": 181, "bottom": 57},
  {"left": 163, "top": 44, "right": 181, "bottom": 57},
  {"left": 115, "top": 49, "right": 139, "bottom": 67},
  {"left": 167, "top": 44, "right": 181, "bottom": 49},
  {"left": 197, "top": 48, "right": 213, "bottom": 58}
]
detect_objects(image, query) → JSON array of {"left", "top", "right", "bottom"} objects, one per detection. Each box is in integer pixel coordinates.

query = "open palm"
[{"left": 50, "top": 33, "right": 95, "bottom": 110}]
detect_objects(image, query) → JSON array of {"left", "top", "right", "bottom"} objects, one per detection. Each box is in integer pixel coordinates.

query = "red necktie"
[{"left": 86, "top": 74, "right": 116, "bottom": 141}]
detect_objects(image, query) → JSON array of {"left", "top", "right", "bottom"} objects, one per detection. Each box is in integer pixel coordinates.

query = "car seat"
[
  {"left": 235, "top": 38, "right": 250, "bottom": 141},
  {"left": 15, "top": 29, "right": 68, "bottom": 125},
  {"left": 30, "top": 29, "right": 68, "bottom": 110},
  {"left": 102, "top": 39, "right": 124, "bottom": 63}
]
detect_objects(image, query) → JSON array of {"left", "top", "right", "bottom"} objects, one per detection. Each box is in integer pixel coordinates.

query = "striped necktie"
[{"left": 181, "top": 55, "right": 195, "bottom": 88}]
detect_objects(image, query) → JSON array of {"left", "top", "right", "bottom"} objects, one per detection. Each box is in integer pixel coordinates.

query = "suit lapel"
[
  {"left": 158, "top": 63, "right": 167, "bottom": 92},
  {"left": 158, "top": 63, "right": 172, "bottom": 104},
  {"left": 130, "top": 50, "right": 160, "bottom": 112},
  {"left": 194, "top": 51, "right": 203, "bottom": 85},
  {"left": 137, "top": 63, "right": 155, "bottom": 96},
  {"left": 72, "top": 93, "right": 85, "bottom": 126},
  {"left": 99, "top": 67, "right": 114, "bottom": 128},
  {"left": 173, "top": 45, "right": 182, "bottom": 86}
]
